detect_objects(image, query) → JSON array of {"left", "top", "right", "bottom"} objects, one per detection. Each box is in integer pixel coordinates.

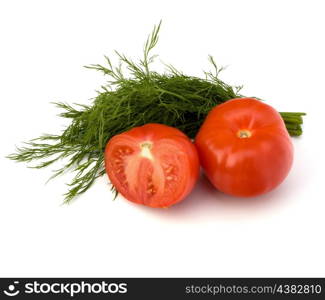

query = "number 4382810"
[{"left": 276, "top": 284, "right": 322, "bottom": 294}]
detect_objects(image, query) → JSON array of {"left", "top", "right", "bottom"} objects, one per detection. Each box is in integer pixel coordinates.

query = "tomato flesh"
[
  {"left": 195, "top": 98, "right": 294, "bottom": 197},
  {"left": 105, "top": 123, "right": 200, "bottom": 207}
]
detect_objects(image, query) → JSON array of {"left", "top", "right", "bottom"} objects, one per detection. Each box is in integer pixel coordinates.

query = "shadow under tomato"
[{"left": 129, "top": 172, "right": 294, "bottom": 222}]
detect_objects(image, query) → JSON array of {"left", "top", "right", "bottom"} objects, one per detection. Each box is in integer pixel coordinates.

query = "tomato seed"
[{"left": 165, "top": 166, "right": 173, "bottom": 174}]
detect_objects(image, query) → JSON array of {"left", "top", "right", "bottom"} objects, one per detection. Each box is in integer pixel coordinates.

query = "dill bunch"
[{"left": 8, "top": 22, "right": 305, "bottom": 202}]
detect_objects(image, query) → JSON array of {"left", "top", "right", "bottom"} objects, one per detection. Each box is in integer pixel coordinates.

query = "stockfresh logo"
[{"left": 2, "top": 280, "right": 127, "bottom": 297}]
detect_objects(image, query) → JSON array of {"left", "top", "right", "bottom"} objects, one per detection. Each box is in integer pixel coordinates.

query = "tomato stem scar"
[{"left": 237, "top": 129, "right": 252, "bottom": 138}]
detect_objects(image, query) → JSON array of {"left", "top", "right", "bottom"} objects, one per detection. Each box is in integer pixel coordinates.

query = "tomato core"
[{"left": 140, "top": 141, "right": 153, "bottom": 160}]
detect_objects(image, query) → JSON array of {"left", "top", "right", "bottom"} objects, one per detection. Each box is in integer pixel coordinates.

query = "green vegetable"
[{"left": 8, "top": 22, "right": 305, "bottom": 202}]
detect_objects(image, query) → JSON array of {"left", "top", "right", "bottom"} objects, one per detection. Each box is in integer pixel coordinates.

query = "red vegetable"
[
  {"left": 105, "top": 123, "right": 200, "bottom": 207},
  {"left": 195, "top": 98, "right": 294, "bottom": 197}
]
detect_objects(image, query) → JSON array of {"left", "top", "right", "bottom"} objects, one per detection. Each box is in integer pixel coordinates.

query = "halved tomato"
[
  {"left": 104, "top": 123, "right": 200, "bottom": 208},
  {"left": 195, "top": 98, "right": 294, "bottom": 197}
]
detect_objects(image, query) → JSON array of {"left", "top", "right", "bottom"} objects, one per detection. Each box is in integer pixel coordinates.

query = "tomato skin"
[
  {"left": 195, "top": 98, "right": 293, "bottom": 197},
  {"left": 105, "top": 123, "right": 200, "bottom": 208}
]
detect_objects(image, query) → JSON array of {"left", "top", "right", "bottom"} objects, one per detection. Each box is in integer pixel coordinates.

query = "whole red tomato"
[
  {"left": 105, "top": 123, "right": 200, "bottom": 207},
  {"left": 195, "top": 98, "right": 294, "bottom": 197}
]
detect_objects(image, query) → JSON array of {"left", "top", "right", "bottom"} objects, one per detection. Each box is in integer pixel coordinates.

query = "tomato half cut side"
[
  {"left": 104, "top": 123, "right": 200, "bottom": 208},
  {"left": 195, "top": 98, "right": 294, "bottom": 197}
]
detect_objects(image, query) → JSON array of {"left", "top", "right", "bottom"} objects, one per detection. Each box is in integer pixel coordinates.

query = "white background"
[{"left": 1, "top": 0, "right": 324, "bottom": 277}]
